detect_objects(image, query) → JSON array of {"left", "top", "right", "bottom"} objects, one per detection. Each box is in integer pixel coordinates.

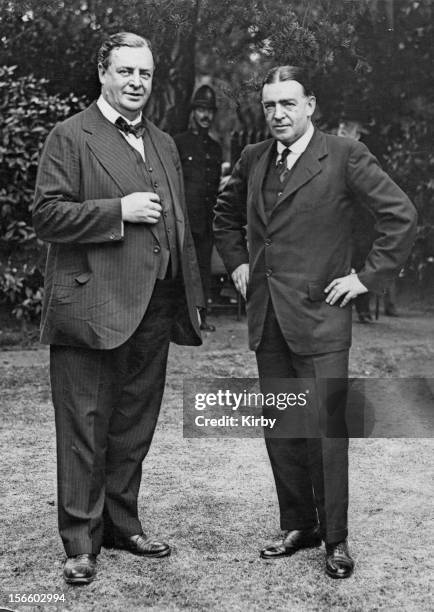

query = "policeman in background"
[{"left": 174, "top": 85, "right": 222, "bottom": 331}]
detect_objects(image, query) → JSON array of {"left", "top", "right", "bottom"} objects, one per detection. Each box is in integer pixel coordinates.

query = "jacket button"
[
  {"left": 266, "top": 268, "right": 272, "bottom": 277},
  {"left": 277, "top": 191, "right": 283, "bottom": 197},
  {"left": 153, "top": 246, "right": 161, "bottom": 253},
  {"left": 149, "top": 167, "right": 153, "bottom": 172},
  {"left": 109, "top": 233, "right": 116, "bottom": 240},
  {"left": 265, "top": 239, "right": 271, "bottom": 246},
  {"left": 154, "top": 182, "right": 159, "bottom": 189}
]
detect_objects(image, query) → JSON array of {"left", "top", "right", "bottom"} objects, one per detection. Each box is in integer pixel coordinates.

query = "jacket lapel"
[
  {"left": 274, "top": 129, "right": 327, "bottom": 207},
  {"left": 82, "top": 103, "right": 162, "bottom": 243},
  {"left": 251, "top": 140, "right": 275, "bottom": 225},
  {"left": 82, "top": 102, "right": 145, "bottom": 194}
]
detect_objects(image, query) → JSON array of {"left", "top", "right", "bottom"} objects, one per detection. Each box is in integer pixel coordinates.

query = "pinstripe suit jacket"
[{"left": 33, "top": 102, "right": 203, "bottom": 349}]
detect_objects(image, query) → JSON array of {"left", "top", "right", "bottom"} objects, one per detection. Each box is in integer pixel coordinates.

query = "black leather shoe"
[
  {"left": 325, "top": 540, "right": 354, "bottom": 579},
  {"left": 63, "top": 554, "right": 97, "bottom": 584},
  {"left": 120, "top": 534, "right": 171, "bottom": 558},
  {"left": 260, "top": 527, "right": 322, "bottom": 559}
]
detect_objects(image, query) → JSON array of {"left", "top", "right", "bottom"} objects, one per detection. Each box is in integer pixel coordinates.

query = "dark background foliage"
[{"left": 0, "top": 0, "right": 433, "bottom": 321}]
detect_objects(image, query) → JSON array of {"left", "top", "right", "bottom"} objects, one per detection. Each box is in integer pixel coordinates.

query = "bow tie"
[{"left": 115, "top": 116, "right": 146, "bottom": 139}]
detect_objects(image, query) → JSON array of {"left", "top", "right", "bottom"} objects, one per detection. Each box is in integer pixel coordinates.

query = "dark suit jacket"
[
  {"left": 33, "top": 102, "right": 203, "bottom": 349},
  {"left": 214, "top": 129, "right": 417, "bottom": 354}
]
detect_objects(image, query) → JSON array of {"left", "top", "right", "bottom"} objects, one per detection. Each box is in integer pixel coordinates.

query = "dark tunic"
[{"left": 174, "top": 129, "right": 222, "bottom": 297}]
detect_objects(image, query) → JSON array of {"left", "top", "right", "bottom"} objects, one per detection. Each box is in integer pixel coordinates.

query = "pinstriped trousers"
[{"left": 50, "top": 277, "right": 181, "bottom": 556}]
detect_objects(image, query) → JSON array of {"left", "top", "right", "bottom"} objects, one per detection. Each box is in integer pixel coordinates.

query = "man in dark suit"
[
  {"left": 214, "top": 65, "right": 417, "bottom": 578},
  {"left": 33, "top": 32, "right": 203, "bottom": 584},
  {"left": 174, "top": 85, "right": 222, "bottom": 332}
]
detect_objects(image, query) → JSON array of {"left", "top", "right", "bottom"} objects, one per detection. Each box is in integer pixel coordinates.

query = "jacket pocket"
[
  {"left": 307, "top": 282, "right": 325, "bottom": 302},
  {"left": 74, "top": 272, "right": 92, "bottom": 285}
]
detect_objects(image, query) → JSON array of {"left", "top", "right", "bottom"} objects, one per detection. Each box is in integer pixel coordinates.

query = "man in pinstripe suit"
[{"left": 33, "top": 32, "right": 203, "bottom": 584}]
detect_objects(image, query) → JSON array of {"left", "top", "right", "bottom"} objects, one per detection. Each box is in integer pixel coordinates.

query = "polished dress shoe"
[
  {"left": 116, "top": 533, "right": 171, "bottom": 558},
  {"left": 63, "top": 554, "right": 97, "bottom": 584},
  {"left": 260, "top": 527, "right": 322, "bottom": 559},
  {"left": 325, "top": 540, "right": 354, "bottom": 579}
]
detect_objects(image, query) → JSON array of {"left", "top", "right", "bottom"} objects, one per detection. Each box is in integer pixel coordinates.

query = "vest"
[{"left": 121, "top": 134, "right": 179, "bottom": 279}]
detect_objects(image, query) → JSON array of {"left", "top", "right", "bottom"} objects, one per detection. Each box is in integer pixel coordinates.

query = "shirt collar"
[
  {"left": 97, "top": 95, "right": 143, "bottom": 126},
  {"left": 276, "top": 122, "right": 314, "bottom": 157}
]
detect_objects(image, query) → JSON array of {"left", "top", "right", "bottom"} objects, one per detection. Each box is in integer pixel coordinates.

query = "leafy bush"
[
  {"left": 0, "top": 65, "right": 86, "bottom": 323},
  {"left": 0, "top": 65, "right": 86, "bottom": 250},
  {"left": 0, "top": 264, "right": 44, "bottom": 323}
]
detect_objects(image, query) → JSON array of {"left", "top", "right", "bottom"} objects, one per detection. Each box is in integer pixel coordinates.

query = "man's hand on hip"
[
  {"left": 231, "top": 263, "right": 249, "bottom": 300},
  {"left": 324, "top": 273, "right": 368, "bottom": 307},
  {"left": 121, "top": 192, "right": 162, "bottom": 223}
]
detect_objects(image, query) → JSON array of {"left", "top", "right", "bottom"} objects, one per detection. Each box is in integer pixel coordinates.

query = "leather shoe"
[
  {"left": 117, "top": 533, "right": 171, "bottom": 558},
  {"left": 260, "top": 527, "right": 322, "bottom": 559},
  {"left": 63, "top": 554, "right": 97, "bottom": 585},
  {"left": 358, "top": 312, "right": 372, "bottom": 324},
  {"left": 325, "top": 540, "right": 354, "bottom": 579}
]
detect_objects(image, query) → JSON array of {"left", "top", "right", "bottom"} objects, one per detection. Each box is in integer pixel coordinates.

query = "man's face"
[
  {"left": 192, "top": 107, "right": 215, "bottom": 131},
  {"left": 98, "top": 45, "right": 154, "bottom": 120},
  {"left": 262, "top": 80, "right": 316, "bottom": 145}
]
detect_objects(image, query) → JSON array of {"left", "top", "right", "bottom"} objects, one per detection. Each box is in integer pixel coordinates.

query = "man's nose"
[
  {"left": 273, "top": 103, "right": 285, "bottom": 120},
  {"left": 130, "top": 71, "right": 142, "bottom": 88}
]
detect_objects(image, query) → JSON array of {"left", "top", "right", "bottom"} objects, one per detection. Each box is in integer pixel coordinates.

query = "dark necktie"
[
  {"left": 115, "top": 116, "right": 146, "bottom": 139},
  {"left": 278, "top": 147, "right": 291, "bottom": 183}
]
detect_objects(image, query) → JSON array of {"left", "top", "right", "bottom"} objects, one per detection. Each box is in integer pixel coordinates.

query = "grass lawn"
[{"left": 0, "top": 310, "right": 433, "bottom": 611}]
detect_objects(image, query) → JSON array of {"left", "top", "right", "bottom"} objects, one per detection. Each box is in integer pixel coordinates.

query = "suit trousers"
[
  {"left": 192, "top": 229, "right": 213, "bottom": 301},
  {"left": 255, "top": 300, "right": 349, "bottom": 544},
  {"left": 50, "top": 276, "right": 181, "bottom": 556}
]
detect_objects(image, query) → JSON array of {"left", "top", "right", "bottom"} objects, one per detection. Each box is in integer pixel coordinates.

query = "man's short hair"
[
  {"left": 97, "top": 32, "right": 152, "bottom": 69},
  {"left": 262, "top": 66, "right": 314, "bottom": 97}
]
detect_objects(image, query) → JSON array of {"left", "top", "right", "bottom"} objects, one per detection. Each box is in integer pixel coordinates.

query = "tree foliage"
[
  {"left": 0, "top": 0, "right": 433, "bottom": 321},
  {"left": 0, "top": 65, "right": 86, "bottom": 252},
  {"left": 0, "top": 65, "right": 86, "bottom": 320}
]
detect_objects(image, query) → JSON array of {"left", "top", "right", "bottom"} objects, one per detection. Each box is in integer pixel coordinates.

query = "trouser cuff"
[{"left": 324, "top": 528, "right": 348, "bottom": 544}]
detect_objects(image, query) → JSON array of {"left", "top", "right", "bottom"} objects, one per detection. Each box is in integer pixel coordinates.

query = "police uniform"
[{"left": 174, "top": 87, "right": 222, "bottom": 315}]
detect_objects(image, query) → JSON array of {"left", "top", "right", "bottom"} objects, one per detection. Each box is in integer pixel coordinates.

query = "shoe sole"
[
  {"left": 325, "top": 567, "right": 354, "bottom": 579},
  {"left": 128, "top": 548, "right": 171, "bottom": 558},
  {"left": 103, "top": 543, "right": 171, "bottom": 558},
  {"left": 64, "top": 575, "right": 95, "bottom": 585},
  {"left": 260, "top": 538, "right": 322, "bottom": 559}
]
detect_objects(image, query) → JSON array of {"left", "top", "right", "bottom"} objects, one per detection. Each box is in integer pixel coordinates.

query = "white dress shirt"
[
  {"left": 97, "top": 95, "right": 145, "bottom": 161},
  {"left": 276, "top": 122, "right": 314, "bottom": 170}
]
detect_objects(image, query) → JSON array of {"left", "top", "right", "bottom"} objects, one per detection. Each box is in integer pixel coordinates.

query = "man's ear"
[
  {"left": 307, "top": 95, "right": 316, "bottom": 118},
  {"left": 97, "top": 63, "right": 106, "bottom": 85}
]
